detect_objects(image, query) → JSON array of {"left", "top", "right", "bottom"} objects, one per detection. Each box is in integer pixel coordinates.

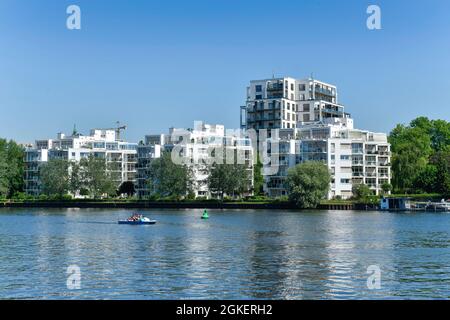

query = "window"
[
  {"left": 255, "top": 85, "right": 262, "bottom": 92},
  {"left": 299, "top": 84, "right": 306, "bottom": 91},
  {"left": 255, "top": 95, "right": 262, "bottom": 100},
  {"left": 303, "top": 114, "right": 310, "bottom": 122},
  {"left": 340, "top": 155, "right": 351, "bottom": 161},
  {"left": 340, "top": 179, "right": 351, "bottom": 184},
  {"left": 303, "top": 104, "right": 310, "bottom": 112},
  {"left": 290, "top": 83, "right": 294, "bottom": 91}
]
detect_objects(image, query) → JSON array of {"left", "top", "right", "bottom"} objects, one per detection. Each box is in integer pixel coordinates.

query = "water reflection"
[{"left": 1, "top": 208, "right": 450, "bottom": 299}]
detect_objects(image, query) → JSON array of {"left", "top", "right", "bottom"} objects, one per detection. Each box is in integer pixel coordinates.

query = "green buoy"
[{"left": 201, "top": 209, "right": 209, "bottom": 219}]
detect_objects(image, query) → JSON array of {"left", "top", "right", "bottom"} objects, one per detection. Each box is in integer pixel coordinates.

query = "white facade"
[
  {"left": 243, "top": 75, "right": 391, "bottom": 200},
  {"left": 241, "top": 77, "right": 348, "bottom": 131},
  {"left": 264, "top": 118, "right": 391, "bottom": 199},
  {"left": 25, "top": 129, "right": 137, "bottom": 196},
  {"left": 137, "top": 121, "right": 254, "bottom": 199}
]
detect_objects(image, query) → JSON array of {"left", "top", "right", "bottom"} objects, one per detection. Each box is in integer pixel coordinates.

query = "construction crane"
[{"left": 103, "top": 121, "right": 127, "bottom": 141}]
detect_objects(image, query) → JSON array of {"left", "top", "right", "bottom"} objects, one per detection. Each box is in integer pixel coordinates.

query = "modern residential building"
[
  {"left": 240, "top": 77, "right": 349, "bottom": 131},
  {"left": 24, "top": 128, "right": 137, "bottom": 196},
  {"left": 136, "top": 134, "right": 164, "bottom": 198},
  {"left": 136, "top": 121, "right": 254, "bottom": 198},
  {"left": 242, "top": 75, "right": 391, "bottom": 199},
  {"left": 263, "top": 116, "right": 391, "bottom": 199}
]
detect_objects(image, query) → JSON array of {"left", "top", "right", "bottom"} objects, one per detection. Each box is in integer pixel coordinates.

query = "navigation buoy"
[{"left": 201, "top": 209, "right": 209, "bottom": 219}]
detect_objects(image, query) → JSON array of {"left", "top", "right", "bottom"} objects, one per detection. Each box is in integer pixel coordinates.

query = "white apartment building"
[
  {"left": 25, "top": 128, "right": 137, "bottom": 196},
  {"left": 264, "top": 117, "right": 391, "bottom": 199},
  {"left": 242, "top": 75, "right": 391, "bottom": 199},
  {"left": 137, "top": 121, "right": 254, "bottom": 199},
  {"left": 240, "top": 77, "right": 348, "bottom": 131}
]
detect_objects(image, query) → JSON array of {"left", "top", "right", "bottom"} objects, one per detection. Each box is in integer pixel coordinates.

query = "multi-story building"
[
  {"left": 136, "top": 134, "right": 164, "bottom": 198},
  {"left": 137, "top": 121, "right": 254, "bottom": 199},
  {"left": 242, "top": 75, "right": 391, "bottom": 199},
  {"left": 240, "top": 77, "right": 348, "bottom": 131},
  {"left": 24, "top": 128, "right": 137, "bottom": 196},
  {"left": 264, "top": 117, "right": 391, "bottom": 199}
]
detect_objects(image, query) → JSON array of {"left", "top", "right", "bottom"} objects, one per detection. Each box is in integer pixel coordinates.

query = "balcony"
[
  {"left": 315, "top": 87, "right": 335, "bottom": 96},
  {"left": 352, "top": 172, "right": 365, "bottom": 177},
  {"left": 267, "top": 83, "right": 283, "bottom": 91}
]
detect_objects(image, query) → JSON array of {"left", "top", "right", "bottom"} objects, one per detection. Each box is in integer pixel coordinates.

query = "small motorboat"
[
  {"left": 118, "top": 213, "right": 156, "bottom": 225},
  {"left": 201, "top": 209, "right": 209, "bottom": 220}
]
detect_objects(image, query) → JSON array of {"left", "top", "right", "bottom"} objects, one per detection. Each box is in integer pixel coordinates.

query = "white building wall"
[{"left": 24, "top": 129, "right": 137, "bottom": 196}]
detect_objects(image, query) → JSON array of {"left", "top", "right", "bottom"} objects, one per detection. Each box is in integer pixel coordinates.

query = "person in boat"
[{"left": 127, "top": 213, "right": 141, "bottom": 221}]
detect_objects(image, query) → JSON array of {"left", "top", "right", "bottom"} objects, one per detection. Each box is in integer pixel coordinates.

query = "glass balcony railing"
[{"left": 315, "top": 87, "right": 335, "bottom": 96}]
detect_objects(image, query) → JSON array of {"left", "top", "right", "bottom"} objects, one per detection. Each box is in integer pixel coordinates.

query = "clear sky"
[{"left": 0, "top": 0, "right": 449, "bottom": 143}]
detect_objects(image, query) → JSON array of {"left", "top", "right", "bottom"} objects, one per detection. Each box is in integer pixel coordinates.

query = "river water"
[{"left": 0, "top": 208, "right": 449, "bottom": 299}]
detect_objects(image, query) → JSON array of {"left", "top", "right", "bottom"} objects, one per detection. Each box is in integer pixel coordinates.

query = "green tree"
[
  {"left": 80, "top": 155, "right": 116, "bottom": 198},
  {"left": 207, "top": 163, "right": 251, "bottom": 199},
  {"left": 286, "top": 161, "right": 331, "bottom": 209},
  {"left": 5, "top": 140, "right": 25, "bottom": 196},
  {"left": 253, "top": 154, "right": 264, "bottom": 195},
  {"left": 118, "top": 181, "right": 135, "bottom": 197},
  {"left": 68, "top": 162, "right": 82, "bottom": 196},
  {"left": 413, "top": 164, "right": 438, "bottom": 193},
  {"left": 352, "top": 183, "right": 372, "bottom": 200},
  {"left": 389, "top": 124, "right": 432, "bottom": 192},
  {"left": 410, "top": 117, "right": 450, "bottom": 152},
  {"left": 429, "top": 120, "right": 450, "bottom": 152},
  {"left": 39, "top": 159, "right": 70, "bottom": 197},
  {"left": 390, "top": 117, "right": 450, "bottom": 194},
  {"left": 0, "top": 146, "right": 8, "bottom": 197},
  {"left": 146, "top": 151, "right": 194, "bottom": 198},
  {"left": 0, "top": 139, "right": 25, "bottom": 198},
  {"left": 431, "top": 150, "right": 450, "bottom": 196},
  {"left": 381, "top": 182, "right": 393, "bottom": 195}
]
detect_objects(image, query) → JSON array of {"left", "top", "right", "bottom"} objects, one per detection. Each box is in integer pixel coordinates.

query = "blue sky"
[{"left": 0, "top": 0, "right": 449, "bottom": 143}]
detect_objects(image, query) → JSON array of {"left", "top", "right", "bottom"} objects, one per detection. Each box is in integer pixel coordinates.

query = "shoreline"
[{"left": 0, "top": 200, "right": 360, "bottom": 210}]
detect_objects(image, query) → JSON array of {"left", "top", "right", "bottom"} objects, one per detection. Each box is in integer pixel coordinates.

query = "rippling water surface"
[{"left": 1, "top": 208, "right": 450, "bottom": 299}]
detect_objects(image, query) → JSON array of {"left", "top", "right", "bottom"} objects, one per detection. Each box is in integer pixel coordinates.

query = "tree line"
[
  {"left": 39, "top": 156, "right": 122, "bottom": 199},
  {"left": 389, "top": 117, "right": 449, "bottom": 196},
  {"left": 144, "top": 151, "right": 253, "bottom": 200},
  {"left": 0, "top": 139, "right": 25, "bottom": 198}
]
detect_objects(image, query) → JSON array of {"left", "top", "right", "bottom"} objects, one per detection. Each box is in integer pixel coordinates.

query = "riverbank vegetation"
[
  {"left": 389, "top": 117, "right": 450, "bottom": 197},
  {"left": 286, "top": 161, "right": 331, "bottom": 208},
  {"left": 39, "top": 156, "right": 118, "bottom": 199},
  {"left": 0, "top": 139, "right": 25, "bottom": 198}
]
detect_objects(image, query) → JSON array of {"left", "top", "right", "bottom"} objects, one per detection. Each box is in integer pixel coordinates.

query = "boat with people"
[{"left": 118, "top": 213, "right": 156, "bottom": 225}]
